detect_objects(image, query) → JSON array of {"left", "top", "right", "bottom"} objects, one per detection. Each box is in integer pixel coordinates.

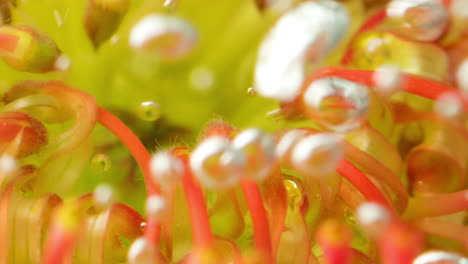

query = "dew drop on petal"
[
  {"left": 93, "top": 183, "right": 114, "bottom": 209},
  {"left": 247, "top": 87, "right": 257, "bottom": 96},
  {"left": 291, "top": 133, "right": 343, "bottom": 177},
  {"left": 137, "top": 101, "right": 161, "bottom": 121},
  {"left": 386, "top": 0, "right": 449, "bottom": 42},
  {"left": 149, "top": 151, "right": 183, "bottom": 189},
  {"left": 373, "top": 64, "right": 402, "bottom": 95},
  {"left": 190, "top": 137, "right": 245, "bottom": 189},
  {"left": 456, "top": 59, "right": 468, "bottom": 94},
  {"left": 254, "top": 0, "right": 349, "bottom": 101},
  {"left": 128, "top": 238, "right": 157, "bottom": 264},
  {"left": 189, "top": 67, "right": 215, "bottom": 91},
  {"left": 232, "top": 128, "right": 277, "bottom": 181},
  {"left": 146, "top": 195, "right": 167, "bottom": 220},
  {"left": 303, "top": 77, "right": 369, "bottom": 133},
  {"left": 434, "top": 92, "right": 462, "bottom": 118},
  {"left": 129, "top": 14, "right": 197, "bottom": 61},
  {"left": 92, "top": 154, "right": 111, "bottom": 172},
  {"left": 413, "top": 250, "right": 465, "bottom": 264}
]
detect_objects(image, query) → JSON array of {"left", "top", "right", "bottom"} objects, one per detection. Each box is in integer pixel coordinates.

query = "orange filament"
[
  {"left": 175, "top": 150, "right": 214, "bottom": 248},
  {"left": 97, "top": 106, "right": 159, "bottom": 195},
  {"left": 240, "top": 179, "right": 273, "bottom": 263},
  {"left": 405, "top": 190, "right": 468, "bottom": 219},
  {"left": 337, "top": 159, "right": 395, "bottom": 213}
]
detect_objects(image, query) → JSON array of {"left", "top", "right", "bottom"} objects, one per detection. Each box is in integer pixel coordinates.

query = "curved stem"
[
  {"left": 181, "top": 165, "right": 213, "bottom": 248},
  {"left": 97, "top": 107, "right": 162, "bottom": 248},
  {"left": 240, "top": 179, "right": 273, "bottom": 263},
  {"left": 336, "top": 159, "right": 395, "bottom": 213},
  {"left": 306, "top": 68, "right": 468, "bottom": 112},
  {"left": 96, "top": 106, "right": 159, "bottom": 195},
  {"left": 343, "top": 142, "right": 409, "bottom": 213},
  {"left": 418, "top": 218, "right": 468, "bottom": 244},
  {"left": 404, "top": 190, "right": 468, "bottom": 219}
]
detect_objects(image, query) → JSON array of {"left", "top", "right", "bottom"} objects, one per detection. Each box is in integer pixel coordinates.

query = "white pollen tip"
[
  {"left": 0, "top": 155, "right": 16, "bottom": 175},
  {"left": 93, "top": 184, "right": 114, "bottom": 207},
  {"left": 356, "top": 202, "right": 390, "bottom": 226},
  {"left": 434, "top": 92, "right": 462, "bottom": 118},
  {"left": 373, "top": 64, "right": 402, "bottom": 94},
  {"left": 146, "top": 195, "right": 167, "bottom": 217}
]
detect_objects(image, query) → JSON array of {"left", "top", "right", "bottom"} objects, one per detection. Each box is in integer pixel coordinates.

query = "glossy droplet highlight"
[
  {"left": 128, "top": 238, "right": 158, "bottom": 264},
  {"left": 137, "top": 101, "right": 161, "bottom": 121},
  {"left": 413, "top": 251, "right": 466, "bottom": 264},
  {"left": 232, "top": 128, "right": 277, "bottom": 181},
  {"left": 92, "top": 154, "right": 111, "bottom": 172},
  {"left": 291, "top": 133, "right": 343, "bottom": 177},
  {"left": 254, "top": 0, "right": 349, "bottom": 101},
  {"left": 149, "top": 151, "right": 183, "bottom": 189},
  {"left": 303, "top": 77, "right": 369, "bottom": 133},
  {"left": 247, "top": 87, "right": 257, "bottom": 96},
  {"left": 386, "top": 0, "right": 449, "bottom": 42},
  {"left": 190, "top": 137, "right": 245, "bottom": 189},
  {"left": 275, "top": 129, "right": 308, "bottom": 163},
  {"left": 163, "top": 0, "right": 178, "bottom": 11},
  {"left": 129, "top": 14, "right": 197, "bottom": 61}
]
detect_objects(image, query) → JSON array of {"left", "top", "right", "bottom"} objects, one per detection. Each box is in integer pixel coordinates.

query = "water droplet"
[
  {"left": 247, "top": 87, "right": 257, "bottom": 96},
  {"left": 146, "top": 195, "right": 167, "bottom": 219},
  {"left": 93, "top": 183, "right": 114, "bottom": 209},
  {"left": 190, "top": 137, "right": 245, "bottom": 189},
  {"left": 54, "top": 55, "right": 71, "bottom": 71},
  {"left": 303, "top": 77, "right": 369, "bottom": 133},
  {"left": 189, "top": 67, "right": 215, "bottom": 91},
  {"left": 137, "top": 101, "right": 161, "bottom": 121},
  {"left": 92, "top": 154, "right": 111, "bottom": 172},
  {"left": 150, "top": 151, "right": 183, "bottom": 189},
  {"left": 232, "top": 128, "right": 277, "bottom": 181},
  {"left": 434, "top": 92, "right": 462, "bottom": 118},
  {"left": 254, "top": 1, "right": 349, "bottom": 101},
  {"left": 373, "top": 64, "right": 402, "bottom": 95},
  {"left": 291, "top": 133, "right": 343, "bottom": 177},
  {"left": 128, "top": 238, "right": 158, "bottom": 264},
  {"left": 413, "top": 251, "right": 465, "bottom": 264},
  {"left": 386, "top": 0, "right": 449, "bottom": 42},
  {"left": 129, "top": 14, "right": 197, "bottom": 61},
  {"left": 163, "top": 0, "right": 178, "bottom": 11}
]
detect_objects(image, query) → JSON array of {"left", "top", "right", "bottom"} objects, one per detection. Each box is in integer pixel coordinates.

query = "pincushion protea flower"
[{"left": 0, "top": 0, "right": 467, "bottom": 263}]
